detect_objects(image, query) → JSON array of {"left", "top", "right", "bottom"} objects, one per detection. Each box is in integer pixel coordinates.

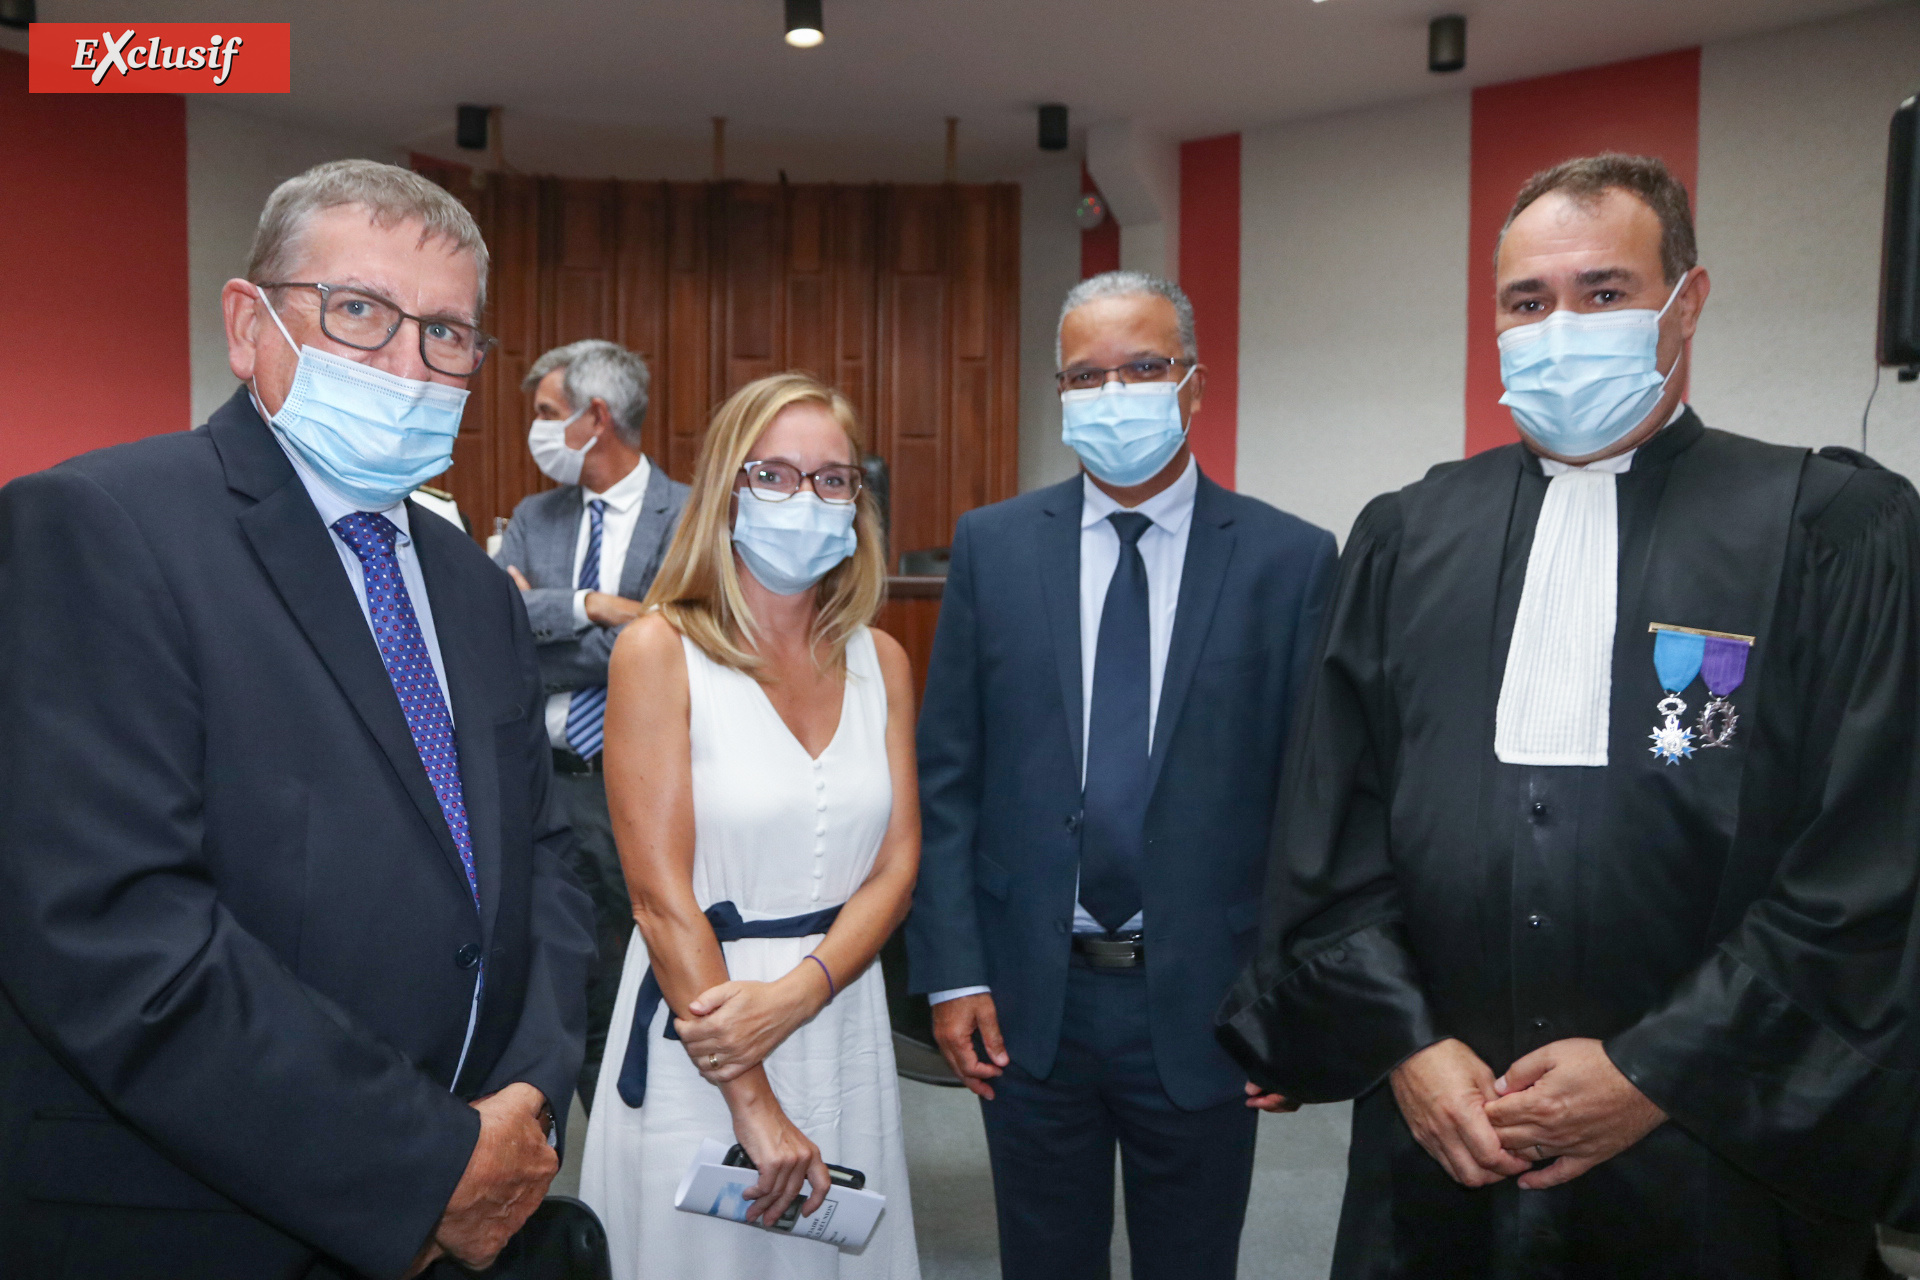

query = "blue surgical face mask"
[
  {"left": 1497, "top": 271, "right": 1691, "bottom": 459},
  {"left": 732, "top": 491, "right": 859, "bottom": 595},
  {"left": 252, "top": 292, "right": 469, "bottom": 510},
  {"left": 1059, "top": 364, "right": 1195, "bottom": 487}
]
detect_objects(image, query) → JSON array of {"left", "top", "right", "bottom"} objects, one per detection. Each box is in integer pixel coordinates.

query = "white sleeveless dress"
[{"left": 579, "top": 627, "right": 920, "bottom": 1280}]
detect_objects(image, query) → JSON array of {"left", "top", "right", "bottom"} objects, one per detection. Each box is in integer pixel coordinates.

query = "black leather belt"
[
  {"left": 1071, "top": 932, "right": 1146, "bottom": 969},
  {"left": 551, "top": 747, "right": 603, "bottom": 775}
]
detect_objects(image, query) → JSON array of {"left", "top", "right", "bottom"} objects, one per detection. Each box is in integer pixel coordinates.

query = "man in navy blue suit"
[
  {"left": 909, "top": 271, "right": 1338, "bottom": 1279},
  {"left": 0, "top": 160, "right": 593, "bottom": 1279}
]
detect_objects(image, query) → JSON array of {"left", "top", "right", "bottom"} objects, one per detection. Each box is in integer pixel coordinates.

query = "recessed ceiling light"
[{"left": 785, "top": 0, "right": 824, "bottom": 47}]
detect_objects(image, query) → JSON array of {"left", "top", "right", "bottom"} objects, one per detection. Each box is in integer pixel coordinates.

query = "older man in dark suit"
[
  {"left": 910, "top": 271, "right": 1338, "bottom": 1280},
  {"left": 495, "top": 339, "right": 689, "bottom": 1112},
  {"left": 0, "top": 159, "right": 593, "bottom": 1279}
]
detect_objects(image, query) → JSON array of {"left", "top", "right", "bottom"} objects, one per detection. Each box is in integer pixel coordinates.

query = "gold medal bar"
[{"left": 1647, "top": 622, "right": 1756, "bottom": 644}]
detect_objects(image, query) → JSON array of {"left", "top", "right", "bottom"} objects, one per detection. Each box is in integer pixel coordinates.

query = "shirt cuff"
[
  {"left": 928, "top": 986, "right": 991, "bottom": 1005},
  {"left": 572, "top": 589, "right": 591, "bottom": 630}
]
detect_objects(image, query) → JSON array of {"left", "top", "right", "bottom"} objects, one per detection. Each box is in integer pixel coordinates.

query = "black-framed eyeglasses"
[
  {"left": 259, "top": 282, "right": 496, "bottom": 378},
  {"left": 738, "top": 459, "right": 863, "bottom": 505},
  {"left": 1054, "top": 356, "right": 1193, "bottom": 393}
]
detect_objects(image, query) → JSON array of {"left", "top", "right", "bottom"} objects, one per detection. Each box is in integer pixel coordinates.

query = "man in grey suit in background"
[{"left": 496, "top": 339, "right": 689, "bottom": 1111}]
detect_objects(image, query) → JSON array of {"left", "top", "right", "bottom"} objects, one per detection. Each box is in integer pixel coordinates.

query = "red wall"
[
  {"left": 1465, "top": 48, "right": 1700, "bottom": 455},
  {"left": 1179, "top": 133, "right": 1240, "bottom": 490},
  {"left": 0, "top": 50, "right": 190, "bottom": 485}
]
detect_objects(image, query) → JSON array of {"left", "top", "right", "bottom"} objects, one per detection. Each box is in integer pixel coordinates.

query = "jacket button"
[
  {"left": 1531, "top": 1016, "right": 1550, "bottom": 1032},
  {"left": 1530, "top": 801, "right": 1548, "bottom": 822},
  {"left": 1064, "top": 813, "right": 1081, "bottom": 834},
  {"left": 455, "top": 943, "right": 482, "bottom": 970},
  {"left": 1526, "top": 913, "right": 1546, "bottom": 929}
]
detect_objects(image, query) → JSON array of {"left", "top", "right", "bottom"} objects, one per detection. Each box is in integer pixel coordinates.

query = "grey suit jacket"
[{"left": 493, "top": 462, "right": 690, "bottom": 695}]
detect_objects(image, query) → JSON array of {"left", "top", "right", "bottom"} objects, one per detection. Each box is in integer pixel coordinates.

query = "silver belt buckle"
[{"left": 1079, "top": 935, "right": 1145, "bottom": 968}]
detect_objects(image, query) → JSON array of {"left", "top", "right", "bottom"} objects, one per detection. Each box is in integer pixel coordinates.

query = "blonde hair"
[{"left": 643, "top": 373, "right": 886, "bottom": 677}]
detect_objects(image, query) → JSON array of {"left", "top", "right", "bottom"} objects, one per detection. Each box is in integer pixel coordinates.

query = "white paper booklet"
[{"left": 673, "top": 1137, "right": 886, "bottom": 1250}]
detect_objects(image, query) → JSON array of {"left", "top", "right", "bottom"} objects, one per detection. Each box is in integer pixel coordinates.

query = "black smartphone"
[{"left": 721, "top": 1144, "right": 866, "bottom": 1232}]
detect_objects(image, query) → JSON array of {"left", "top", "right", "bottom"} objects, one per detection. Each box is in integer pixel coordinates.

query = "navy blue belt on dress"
[{"left": 617, "top": 899, "right": 843, "bottom": 1107}]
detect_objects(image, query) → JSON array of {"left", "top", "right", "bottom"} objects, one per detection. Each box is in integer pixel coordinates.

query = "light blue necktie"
[{"left": 566, "top": 499, "right": 609, "bottom": 759}]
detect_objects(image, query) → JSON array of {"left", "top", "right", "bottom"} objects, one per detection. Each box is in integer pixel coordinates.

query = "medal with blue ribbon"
[{"left": 1647, "top": 623, "right": 1754, "bottom": 763}]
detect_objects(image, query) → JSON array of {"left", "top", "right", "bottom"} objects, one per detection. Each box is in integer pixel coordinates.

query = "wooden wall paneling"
[
  {"left": 412, "top": 160, "right": 1018, "bottom": 547},
  {"left": 485, "top": 175, "right": 547, "bottom": 533},
  {"left": 785, "top": 184, "right": 832, "bottom": 390},
  {"left": 879, "top": 186, "right": 953, "bottom": 565},
  {"left": 721, "top": 183, "right": 784, "bottom": 396},
  {"left": 552, "top": 178, "right": 616, "bottom": 349},
  {"left": 614, "top": 182, "right": 670, "bottom": 466},
  {"left": 663, "top": 183, "right": 714, "bottom": 482},
  {"left": 832, "top": 186, "right": 880, "bottom": 434},
  {"left": 874, "top": 583, "right": 942, "bottom": 705},
  {"left": 948, "top": 187, "right": 994, "bottom": 524},
  {"left": 990, "top": 184, "right": 1023, "bottom": 503}
]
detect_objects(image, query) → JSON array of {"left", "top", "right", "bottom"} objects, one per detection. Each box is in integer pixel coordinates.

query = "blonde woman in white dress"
[{"left": 579, "top": 372, "right": 921, "bottom": 1279}]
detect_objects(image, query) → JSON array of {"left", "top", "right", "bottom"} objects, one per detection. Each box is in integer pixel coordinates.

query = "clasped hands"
[
  {"left": 674, "top": 961, "right": 832, "bottom": 1085},
  {"left": 405, "top": 1081, "right": 558, "bottom": 1277},
  {"left": 1389, "top": 1037, "right": 1666, "bottom": 1191},
  {"left": 675, "top": 965, "right": 836, "bottom": 1229}
]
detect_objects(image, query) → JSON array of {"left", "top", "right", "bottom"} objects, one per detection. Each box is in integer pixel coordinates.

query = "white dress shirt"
[
  {"left": 545, "top": 455, "right": 652, "bottom": 748},
  {"left": 930, "top": 458, "right": 1199, "bottom": 1005}
]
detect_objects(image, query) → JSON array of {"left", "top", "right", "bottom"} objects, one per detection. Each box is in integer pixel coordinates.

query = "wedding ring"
[
  {"left": 708, "top": 1052, "right": 721, "bottom": 1068},
  {"left": 1530, "top": 1145, "right": 1548, "bottom": 1162}
]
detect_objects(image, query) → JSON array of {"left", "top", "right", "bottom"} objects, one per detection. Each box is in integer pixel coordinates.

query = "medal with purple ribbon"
[
  {"left": 1696, "top": 636, "right": 1751, "bottom": 748},
  {"left": 1647, "top": 623, "right": 1755, "bottom": 763}
]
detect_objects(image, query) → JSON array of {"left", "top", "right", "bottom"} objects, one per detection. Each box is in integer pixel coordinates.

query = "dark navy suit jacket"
[
  {"left": 908, "top": 469, "right": 1337, "bottom": 1110},
  {"left": 0, "top": 392, "right": 594, "bottom": 1278}
]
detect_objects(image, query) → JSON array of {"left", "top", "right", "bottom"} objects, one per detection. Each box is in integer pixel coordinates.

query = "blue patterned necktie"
[
  {"left": 566, "top": 499, "right": 609, "bottom": 760},
  {"left": 331, "top": 513, "right": 480, "bottom": 910},
  {"left": 1079, "top": 511, "right": 1153, "bottom": 933}
]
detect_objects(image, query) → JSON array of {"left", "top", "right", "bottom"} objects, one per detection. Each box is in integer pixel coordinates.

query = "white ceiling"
[{"left": 33, "top": 0, "right": 1898, "bottom": 182}]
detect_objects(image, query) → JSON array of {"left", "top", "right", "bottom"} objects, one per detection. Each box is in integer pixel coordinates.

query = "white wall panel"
[
  {"left": 1237, "top": 91, "right": 1472, "bottom": 542},
  {"left": 187, "top": 101, "right": 395, "bottom": 425},
  {"left": 1693, "top": 3, "right": 1920, "bottom": 478},
  {"left": 1018, "top": 156, "right": 1086, "bottom": 492}
]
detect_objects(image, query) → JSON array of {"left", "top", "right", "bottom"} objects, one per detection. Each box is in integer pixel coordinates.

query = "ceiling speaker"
[
  {"left": 1038, "top": 104, "right": 1069, "bottom": 152},
  {"left": 1429, "top": 16, "right": 1466, "bottom": 74},
  {"left": 456, "top": 105, "right": 490, "bottom": 152}
]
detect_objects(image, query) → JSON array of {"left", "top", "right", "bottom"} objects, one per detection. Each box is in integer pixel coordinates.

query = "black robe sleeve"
[
  {"left": 1607, "top": 458, "right": 1920, "bottom": 1226},
  {"left": 1217, "top": 494, "right": 1440, "bottom": 1101}
]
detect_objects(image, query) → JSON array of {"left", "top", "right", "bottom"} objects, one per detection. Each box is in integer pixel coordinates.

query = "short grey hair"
[
  {"left": 246, "top": 159, "right": 490, "bottom": 317},
  {"left": 1056, "top": 270, "right": 1198, "bottom": 366},
  {"left": 522, "top": 340, "right": 652, "bottom": 449}
]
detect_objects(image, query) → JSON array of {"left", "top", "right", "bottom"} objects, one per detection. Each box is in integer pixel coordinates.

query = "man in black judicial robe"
[{"left": 1219, "top": 154, "right": 1920, "bottom": 1277}]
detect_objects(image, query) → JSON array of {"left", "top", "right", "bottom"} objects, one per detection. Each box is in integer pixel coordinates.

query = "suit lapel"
[
  {"left": 618, "top": 464, "right": 677, "bottom": 598},
  {"left": 545, "top": 486, "right": 585, "bottom": 589},
  {"left": 216, "top": 401, "right": 470, "bottom": 895},
  {"left": 1036, "top": 479, "right": 1086, "bottom": 774},
  {"left": 413, "top": 509, "right": 504, "bottom": 941},
  {"left": 1146, "top": 475, "right": 1235, "bottom": 797}
]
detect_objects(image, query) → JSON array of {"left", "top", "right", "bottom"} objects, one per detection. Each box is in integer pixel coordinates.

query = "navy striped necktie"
[{"left": 565, "top": 499, "right": 609, "bottom": 759}]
